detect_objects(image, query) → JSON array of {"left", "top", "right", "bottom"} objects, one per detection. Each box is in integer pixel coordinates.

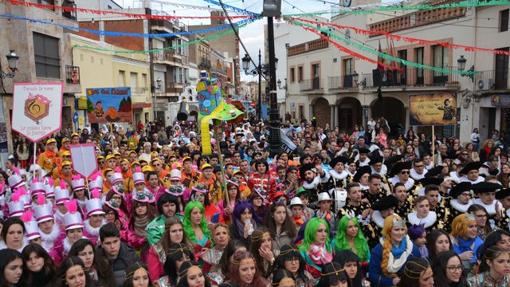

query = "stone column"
[
  {"left": 330, "top": 105, "right": 336, "bottom": 128},
  {"left": 362, "top": 105, "right": 369, "bottom": 129}
]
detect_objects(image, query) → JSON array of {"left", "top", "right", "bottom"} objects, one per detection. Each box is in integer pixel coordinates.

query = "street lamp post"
[
  {"left": 457, "top": 55, "right": 475, "bottom": 81},
  {"left": 1, "top": 50, "right": 20, "bottom": 169},
  {"left": 264, "top": 1, "right": 282, "bottom": 156},
  {"left": 241, "top": 50, "right": 264, "bottom": 122},
  {"left": 1, "top": 50, "right": 19, "bottom": 79}
]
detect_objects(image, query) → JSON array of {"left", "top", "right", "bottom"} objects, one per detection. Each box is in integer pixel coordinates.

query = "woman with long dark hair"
[
  {"left": 467, "top": 246, "right": 510, "bottom": 286},
  {"left": 432, "top": 251, "right": 466, "bottom": 287},
  {"left": 147, "top": 217, "right": 190, "bottom": 284},
  {"left": 477, "top": 229, "right": 510, "bottom": 258},
  {"left": 21, "top": 244, "right": 56, "bottom": 287},
  {"left": 398, "top": 257, "right": 434, "bottom": 287},
  {"left": 249, "top": 228, "right": 275, "bottom": 278},
  {"left": 161, "top": 243, "right": 194, "bottom": 287},
  {"left": 176, "top": 261, "right": 211, "bottom": 287},
  {"left": 334, "top": 250, "right": 365, "bottom": 287},
  {"left": 0, "top": 217, "right": 26, "bottom": 252},
  {"left": 223, "top": 250, "right": 269, "bottom": 287},
  {"left": 426, "top": 229, "right": 452, "bottom": 264},
  {"left": 218, "top": 240, "right": 248, "bottom": 283},
  {"left": 0, "top": 248, "right": 23, "bottom": 287},
  {"left": 272, "top": 269, "right": 296, "bottom": 287},
  {"left": 264, "top": 202, "right": 297, "bottom": 250},
  {"left": 273, "top": 244, "right": 312, "bottom": 287},
  {"left": 317, "top": 262, "right": 349, "bottom": 287},
  {"left": 68, "top": 238, "right": 115, "bottom": 287},
  {"left": 123, "top": 197, "right": 156, "bottom": 259},
  {"left": 55, "top": 256, "right": 94, "bottom": 287},
  {"left": 123, "top": 262, "right": 151, "bottom": 287}
]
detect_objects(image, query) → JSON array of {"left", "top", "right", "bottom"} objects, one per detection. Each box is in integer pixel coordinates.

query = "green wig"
[
  {"left": 182, "top": 200, "right": 211, "bottom": 243},
  {"left": 299, "top": 217, "right": 332, "bottom": 253},
  {"left": 333, "top": 215, "right": 370, "bottom": 262}
]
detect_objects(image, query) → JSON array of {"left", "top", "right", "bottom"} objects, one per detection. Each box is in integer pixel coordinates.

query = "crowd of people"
[{"left": 1, "top": 117, "right": 510, "bottom": 287}]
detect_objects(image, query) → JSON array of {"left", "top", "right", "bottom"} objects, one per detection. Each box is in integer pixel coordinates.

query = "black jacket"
[{"left": 97, "top": 242, "right": 139, "bottom": 287}]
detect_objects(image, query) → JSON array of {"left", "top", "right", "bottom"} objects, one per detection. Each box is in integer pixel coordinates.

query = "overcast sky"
[{"left": 120, "top": 0, "right": 337, "bottom": 81}]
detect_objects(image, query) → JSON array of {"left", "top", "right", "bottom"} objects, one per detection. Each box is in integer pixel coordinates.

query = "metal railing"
[
  {"left": 328, "top": 75, "right": 356, "bottom": 89},
  {"left": 360, "top": 67, "right": 460, "bottom": 88},
  {"left": 300, "top": 78, "right": 321, "bottom": 91},
  {"left": 65, "top": 65, "right": 80, "bottom": 84},
  {"left": 154, "top": 51, "right": 187, "bottom": 65},
  {"left": 165, "top": 82, "right": 185, "bottom": 93}
]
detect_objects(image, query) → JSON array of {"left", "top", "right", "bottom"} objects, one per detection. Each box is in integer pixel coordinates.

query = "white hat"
[
  {"left": 133, "top": 171, "right": 145, "bottom": 185},
  {"left": 45, "top": 184, "right": 55, "bottom": 198},
  {"left": 8, "top": 200, "right": 24, "bottom": 217},
  {"left": 33, "top": 202, "right": 54, "bottom": 223},
  {"left": 30, "top": 180, "right": 46, "bottom": 197},
  {"left": 85, "top": 198, "right": 105, "bottom": 217},
  {"left": 289, "top": 197, "right": 304, "bottom": 207},
  {"left": 170, "top": 169, "right": 181, "bottom": 181},
  {"left": 21, "top": 211, "right": 40, "bottom": 241},
  {"left": 71, "top": 176, "right": 85, "bottom": 191},
  {"left": 55, "top": 185, "right": 70, "bottom": 205},
  {"left": 64, "top": 212, "right": 84, "bottom": 230},
  {"left": 21, "top": 193, "right": 31, "bottom": 209},
  {"left": 317, "top": 192, "right": 332, "bottom": 202},
  {"left": 89, "top": 176, "right": 104, "bottom": 191},
  {"left": 8, "top": 173, "right": 24, "bottom": 189},
  {"left": 64, "top": 200, "right": 84, "bottom": 231},
  {"left": 109, "top": 171, "right": 123, "bottom": 185}
]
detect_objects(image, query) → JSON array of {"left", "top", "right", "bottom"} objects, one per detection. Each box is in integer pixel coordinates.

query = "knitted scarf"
[{"left": 134, "top": 215, "right": 149, "bottom": 237}]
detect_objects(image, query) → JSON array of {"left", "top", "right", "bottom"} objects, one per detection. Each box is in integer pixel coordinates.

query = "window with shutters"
[{"left": 33, "top": 32, "right": 60, "bottom": 79}]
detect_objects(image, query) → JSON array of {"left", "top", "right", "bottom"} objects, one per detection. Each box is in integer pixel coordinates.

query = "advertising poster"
[
  {"left": 86, "top": 87, "right": 132, "bottom": 123},
  {"left": 12, "top": 82, "right": 63, "bottom": 142},
  {"left": 409, "top": 93, "right": 457, "bottom": 126}
]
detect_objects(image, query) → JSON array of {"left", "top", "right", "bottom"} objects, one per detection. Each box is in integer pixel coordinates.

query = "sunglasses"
[{"left": 400, "top": 170, "right": 410, "bottom": 174}]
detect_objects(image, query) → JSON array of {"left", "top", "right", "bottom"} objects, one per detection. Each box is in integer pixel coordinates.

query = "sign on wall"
[
  {"left": 86, "top": 87, "right": 132, "bottom": 124},
  {"left": 12, "top": 82, "right": 63, "bottom": 142},
  {"left": 409, "top": 94, "right": 457, "bottom": 126}
]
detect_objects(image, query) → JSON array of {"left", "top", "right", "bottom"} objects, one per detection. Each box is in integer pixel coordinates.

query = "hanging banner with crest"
[{"left": 12, "top": 82, "right": 63, "bottom": 142}]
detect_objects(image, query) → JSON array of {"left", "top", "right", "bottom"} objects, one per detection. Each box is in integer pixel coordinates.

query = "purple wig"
[
  {"left": 233, "top": 200, "right": 255, "bottom": 221},
  {"left": 408, "top": 224, "right": 426, "bottom": 241}
]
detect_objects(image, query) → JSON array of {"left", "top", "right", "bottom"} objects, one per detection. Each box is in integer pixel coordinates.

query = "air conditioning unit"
[{"left": 478, "top": 78, "right": 494, "bottom": 90}]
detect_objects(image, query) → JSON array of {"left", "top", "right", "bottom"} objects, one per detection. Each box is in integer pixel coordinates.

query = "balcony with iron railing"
[
  {"left": 165, "top": 82, "right": 185, "bottom": 94},
  {"left": 359, "top": 67, "right": 460, "bottom": 89},
  {"left": 154, "top": 51, "right": 188, "bottom": 65},
  {"left": 151, "top": 19, "right": 181, "bottom": 33},
  {"left": 300, "top": 78, "right": 322, "bottom": 91},
  {"left": 328, "top": 75, "right": 357, "bottom": 90}
]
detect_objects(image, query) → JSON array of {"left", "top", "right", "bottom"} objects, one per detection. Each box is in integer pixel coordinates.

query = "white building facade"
[{"left": 285, "top": 4, "right": 510, "bottom": 143}]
